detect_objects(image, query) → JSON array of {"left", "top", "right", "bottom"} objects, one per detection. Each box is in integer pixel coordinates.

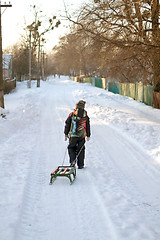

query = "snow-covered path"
[{"left": 0, "top": 76, "right": 160, "bottom": 240}]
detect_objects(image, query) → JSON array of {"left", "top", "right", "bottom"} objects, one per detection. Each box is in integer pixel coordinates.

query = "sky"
[{"left": 1, "top": 0, "right": 86, "bottom": 52}]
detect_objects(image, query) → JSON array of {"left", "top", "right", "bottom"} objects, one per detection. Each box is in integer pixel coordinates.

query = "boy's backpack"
[{"left": 70, "top": 109, "right": 87, "bottom": 137}]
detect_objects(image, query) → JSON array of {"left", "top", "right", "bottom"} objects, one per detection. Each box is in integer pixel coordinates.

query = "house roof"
[{"left": 3, "top": 54, "right": 13, "bottom": 69}]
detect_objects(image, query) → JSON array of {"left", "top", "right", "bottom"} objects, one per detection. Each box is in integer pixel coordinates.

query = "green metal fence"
[
  {"left": 135, "top": 82, "right": 144, "bottom": 102},
  {"left": 95, "top": 78, "right": 103, "bottom": 88},
  {"left": 102, "top": 78, "right": 107, "bottom": 89},
  {"left": 71, "top": 76, "right": 159, "bottom": 108},
  {"left": 121, "top": 83, "right": 128, "bottom": 96},
  {"left": 72, "top": 76, "right": 106, "bottom": 89},
  {"left": 108, "top": 82, "right": 120, "bottom": 94},
  {"left": 108, "top": 81, "right": 155, "bottom": 107},
  {"left": 144, "top": 85, "right": 154, "bottom": 106},
  {"left": 83, "top": 77, "right": 92, "bottom": 83},
  {"left": 128, "top": 83, "right": 136, "bottom": 99}
]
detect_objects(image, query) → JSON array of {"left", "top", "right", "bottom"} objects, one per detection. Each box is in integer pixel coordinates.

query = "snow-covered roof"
[{"left": 3, "top": 54, "right": 13, "bottom": 69}]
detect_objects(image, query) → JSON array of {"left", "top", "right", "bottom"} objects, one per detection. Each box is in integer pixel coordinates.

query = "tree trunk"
[{"left": 151, "top": 0, "right": 160, "bottom": 92}]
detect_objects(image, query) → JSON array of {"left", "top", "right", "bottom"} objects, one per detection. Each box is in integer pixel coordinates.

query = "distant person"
[{"left": 64, "top": 100, "right": 91, "bottom": 169}]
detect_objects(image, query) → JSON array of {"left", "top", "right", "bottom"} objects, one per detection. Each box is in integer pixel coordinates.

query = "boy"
[{"left": 64, "top": 100, "right": 91, "bottom": 168}]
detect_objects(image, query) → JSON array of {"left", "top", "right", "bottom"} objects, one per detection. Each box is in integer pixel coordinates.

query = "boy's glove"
[
  {"left": 64, "top": 135, "right": 68, "bottom": 141},
  {"left": 86, "top": 136, "right": 90, "bottom": 141}
]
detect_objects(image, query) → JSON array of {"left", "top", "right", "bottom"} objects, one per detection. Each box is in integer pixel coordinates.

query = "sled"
[
  {"left": 50, "top": 142, "right": 85, "bottom": 185},
  {"left": 50, "top": 165, "right": 76, "bottom": 185}
]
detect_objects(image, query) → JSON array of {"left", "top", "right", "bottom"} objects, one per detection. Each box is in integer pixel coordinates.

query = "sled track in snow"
[
  {"left": 14, "top": 92, "right": 52, "bottom": 240},
  {"left": 14, "top": 136, "right": 50, "bottom": 240}
]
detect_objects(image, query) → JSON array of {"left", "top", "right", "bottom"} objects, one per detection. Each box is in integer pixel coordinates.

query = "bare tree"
[
  {"left": 53, "top": 31, "right": 89, "bottom": 76},
  {"left": 65, "top": 0, "right": 160, "bottom": 90},
  {"left": 9, "top": 40, "right": 37, "bottom": 81},
  {"left": 25, "top": 5, "right": 61, "bottom": 82},
  {"left": 4, "top": 5, "right": 61, "bottom": 82}
]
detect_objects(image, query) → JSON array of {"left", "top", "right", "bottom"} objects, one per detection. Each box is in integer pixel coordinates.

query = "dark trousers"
[{"left": 68, "top": 137, "right": 85, "bottom": 167}]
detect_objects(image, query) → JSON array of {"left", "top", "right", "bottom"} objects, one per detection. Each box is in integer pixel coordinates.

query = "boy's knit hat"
[{"left": 76, "top": 100, "right": 86, "bottom": 109}]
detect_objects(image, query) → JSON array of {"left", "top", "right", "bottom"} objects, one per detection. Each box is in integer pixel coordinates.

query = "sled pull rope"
[
  {"left": 61, "top": 146, "right": 68, "bottom": 166},
  {"left": 72, "top": 141, "right": 86, "bottom": 166},
  {"left": 62, "top": 141, "right": 85, "bottom": 166},
  {"left": 75, "top": 142, "right": 85, "bottom": 160}
]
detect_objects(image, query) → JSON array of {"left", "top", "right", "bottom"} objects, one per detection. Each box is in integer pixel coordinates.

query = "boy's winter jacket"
[{"left": 64, "top": 108, "right": 91, "bottom": 138}]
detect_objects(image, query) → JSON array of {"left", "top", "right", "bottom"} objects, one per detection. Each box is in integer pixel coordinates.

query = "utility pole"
[
  {"left": 0, "top": 1, "right": 12, "bottom": 108},
  {"left": 28, "top": 29, "right": 31, "bottom": 88},
  {"left": 41, "top": 49, "right": 45, "bottom": 81},
  {"left": 37, "top": 37, "right": 42, "bottom": 87}
]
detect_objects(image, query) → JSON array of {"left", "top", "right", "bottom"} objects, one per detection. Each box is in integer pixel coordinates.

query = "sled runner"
[{"left": 50, "top": 165, "right": 76, "bottom": 185}]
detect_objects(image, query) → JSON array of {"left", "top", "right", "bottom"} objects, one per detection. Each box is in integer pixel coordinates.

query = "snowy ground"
[{"left": 0, "top": 75, "right": 160, "bottom": 240}]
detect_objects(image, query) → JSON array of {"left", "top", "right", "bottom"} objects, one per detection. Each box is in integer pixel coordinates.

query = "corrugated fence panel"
[
  {"left": 129, "top": 83, "right": 136, "bottom": 99},
  {"left": 126, "top": 83, "right": 131, "bottom": 97},
  {"left": 108, "top": 82, "right": 112, "bottom": 92},
  {"left": 108, "top": 82, "right": 120, "bottom": 94},
  {"left": 95, "top": 78, "right": 103, "bottom": 88},
  {"left": 121, "top": 83, "right": 128, "bottom": 96},
  {"left": 135, "top": 82, "right": 144, "bottom": 102},
  {"left": 117, "top": 83, "right": 122, "bottom": 94},
  {"left": 102, "top": 78, "right": 107, "bottom": 89},
  {"left": 144, "top": 85, "right": 154, "bottom": 106},
  {"left": 83, "top": 78, "right": 91, "bottom": 83},
  {"left": 92, "top": 77, "right": 95, "bottom": 86}
]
